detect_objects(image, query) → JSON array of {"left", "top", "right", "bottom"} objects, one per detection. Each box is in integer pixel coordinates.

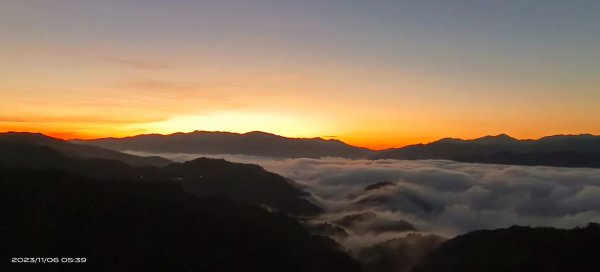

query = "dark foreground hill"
[
  {"left": 160, "top": 157, "right": 322, "bottom": 215},
  {"left": 0, "top": 169, "right": 362, "bottom": 272},
  {"left": 0, "top": 141, "right": 321, "bottom": 216},
  {"left": 412, "top": 224, "right": 600, "bottom": 272},
  {"left": 0, "top": 132, "right": 172, "bottom": 167},
  {"left": 72, "top": 130, "right": 374, "bottom": 158},
  {"left": 373, "top": 134, "right": 600, "bottom": 168}
]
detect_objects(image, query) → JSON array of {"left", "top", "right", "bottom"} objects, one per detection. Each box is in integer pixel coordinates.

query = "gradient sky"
[{"left": 1, "top": 0, "right": 599, "bottom": 149}]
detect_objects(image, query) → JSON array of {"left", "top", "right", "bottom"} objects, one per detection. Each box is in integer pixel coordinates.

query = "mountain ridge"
[
  {"left": 8, "top": 130, "right": 600, "bottom": 167},
  {"left": 372, "top": 133, "right": 600, "bottom": 168},
  {"left": 71, "top": 130, "right": 374, "bottom": 159},
  {"left": 0, "top": 131, "right": 172, "bottom": 167}
]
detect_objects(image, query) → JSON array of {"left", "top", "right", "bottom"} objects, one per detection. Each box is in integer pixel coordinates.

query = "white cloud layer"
[
  {"left": 127, "top": 152, "right": 600, "bottom": 271},
  {"left": 129, "top": 151, "right": 600, "bottom": 238}
]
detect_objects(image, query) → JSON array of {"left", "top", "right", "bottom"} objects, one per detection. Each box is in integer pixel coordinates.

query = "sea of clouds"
[
  {"left": 128, "top": 152, "right": 600, "bottom": 271},
  {"left": 132, "top": 152, "right": 600, "bottom": 236},
  {"left": 131, "top": 153, "right": 600, "bottom": 240}
]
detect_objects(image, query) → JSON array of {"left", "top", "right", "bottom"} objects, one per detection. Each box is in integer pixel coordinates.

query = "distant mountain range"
[
  {"left": 71, "top": 130, "right": 374, "bottom": 158},
  {"left": 372, "top": 134, "right": 600, "bottom": 168},
  {"left": 71, "top": 131, "right": 600, "bottom": 168},
  {"left": 3, "top": 131, "right": 600, "bottom": 168}
]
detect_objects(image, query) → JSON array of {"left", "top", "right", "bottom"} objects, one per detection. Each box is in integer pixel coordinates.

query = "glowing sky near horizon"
[{"left": 1, "top": 1, "right": 599, "bottom": 149}]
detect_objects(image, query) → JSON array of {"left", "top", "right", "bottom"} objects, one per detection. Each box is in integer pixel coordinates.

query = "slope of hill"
[
  {"left": 412, "top": 223, "right": 600, "bottom": 272},
  {"left": 0, "top": 132, "right": 172, "bottom": 167},
  {"left": 0, "top": 142, "right": 145, "bottom": 179},
  {"left": 0, "top": 141, "right": 322, "bottom": 216},
  {"left": 161, "top": 158, "right": 323, "bottom": 215},
  {"left": 72, "top": 130, "right": 374, "bottom": 158},
  {"left": 0, "top": 168, "right": 362, "bottom": 272},
  {"left": 372, "top": 134, "right": 600, "bottom": 168}
]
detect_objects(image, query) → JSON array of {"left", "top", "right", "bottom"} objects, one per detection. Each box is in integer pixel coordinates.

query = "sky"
[{"left": 1, "top": 0, "right": 599, "bottom": 149}]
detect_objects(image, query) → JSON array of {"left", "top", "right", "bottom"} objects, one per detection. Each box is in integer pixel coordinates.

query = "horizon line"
[{"left": 2, "top": 129, "right": 598, "bottom": 151}]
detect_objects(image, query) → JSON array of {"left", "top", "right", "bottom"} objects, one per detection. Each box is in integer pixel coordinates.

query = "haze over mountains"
[{"left": 73, "top": 131, "right": 600, "bottom": 168}]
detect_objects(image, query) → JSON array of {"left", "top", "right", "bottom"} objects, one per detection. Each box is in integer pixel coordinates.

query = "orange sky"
[{"left": 1, "top": 1, "right": 599, "bottom": 149}]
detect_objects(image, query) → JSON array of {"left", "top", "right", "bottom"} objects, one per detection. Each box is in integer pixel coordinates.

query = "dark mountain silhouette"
[
  {"left": 0, "top": 141, "right": 321, "bottom": 216},
  {"left": 73, "top": 131, "right": 600, "bottom": 167},
  {"left": 0, "top": 132, "right": 172, "bottom": 167},
  {"left": 372, "top": 134, "right": 600, "bottom": 168},
  {"left": 412, "top": 223, "right": 600, "bottom": 272},
  {"left": 0, "top": 168, "right": 362, "bottom": 272},
  {"left": 357, "top": 233, "right": 446, "bottom": 272},
  {"left": 72, "top": 130, "right": 374, "bottom": 158},
  {"left": 0, "top": 142, "right": 146, "bottom": 180},
  {"left": 161, "top": 158, "right": 323, "bottom": 216}
]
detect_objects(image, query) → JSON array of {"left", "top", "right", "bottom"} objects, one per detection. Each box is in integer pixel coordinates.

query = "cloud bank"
[
  {"left": 134, "top": 152, "right": 600, "bottom": 235},
  {"left": 266, "top": 158, "right": 600, "bottom": 234},
  {"left": 127, "top": 152, "right": 600, "bottom": 271}
]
